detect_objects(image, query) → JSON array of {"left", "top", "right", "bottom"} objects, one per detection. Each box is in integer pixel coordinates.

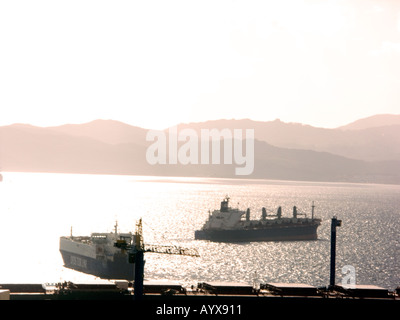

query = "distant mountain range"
[{"left": 1, "top": 114, "right": 399, "bottom": 184}]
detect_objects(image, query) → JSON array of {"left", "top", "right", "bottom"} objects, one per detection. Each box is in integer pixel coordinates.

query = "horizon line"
[{"left": 1, "top": 113, "right": 399, "bottom": 131}]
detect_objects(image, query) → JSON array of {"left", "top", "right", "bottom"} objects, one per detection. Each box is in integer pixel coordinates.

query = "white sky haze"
[{"left": 1, "top": 0, "right": 399, "bottom": 129}]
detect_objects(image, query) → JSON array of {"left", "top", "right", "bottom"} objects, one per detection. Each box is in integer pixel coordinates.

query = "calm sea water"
[{"left": 0, "top": 172, "right": 399, "bottom": 290}]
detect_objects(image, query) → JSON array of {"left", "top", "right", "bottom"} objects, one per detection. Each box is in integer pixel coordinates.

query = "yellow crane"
[{"left": 115, "top": 218, "right": 199, "bottom": 299}]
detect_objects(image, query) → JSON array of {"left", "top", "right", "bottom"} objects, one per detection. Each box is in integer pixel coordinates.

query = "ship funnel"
[{"left": 220, "top": 196, "right": 230, "bottom": 212}]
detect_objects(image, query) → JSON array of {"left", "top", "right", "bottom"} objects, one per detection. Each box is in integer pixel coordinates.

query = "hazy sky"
[{"left": 1, "top": 0, "right": 399, "bottom": 129}]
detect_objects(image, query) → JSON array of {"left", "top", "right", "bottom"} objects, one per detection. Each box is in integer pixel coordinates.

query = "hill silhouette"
[
  {"left": 176, "top": 116, "right": 400, "bottom": 161},
  {"left": 1, "top": 115, "right": 399, "bottom": 184},
  {"left": 338, "top": 114, "right": 400, "bottom": 131}
]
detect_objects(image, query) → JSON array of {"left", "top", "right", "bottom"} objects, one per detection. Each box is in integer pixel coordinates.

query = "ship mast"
[{"left": 311, "top": 201, "right": 315, "bottom": 220}]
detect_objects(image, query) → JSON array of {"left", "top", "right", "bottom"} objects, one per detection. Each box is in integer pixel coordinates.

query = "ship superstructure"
[{"left": 195, "top": 196, "right": 321, "bottom": 242}]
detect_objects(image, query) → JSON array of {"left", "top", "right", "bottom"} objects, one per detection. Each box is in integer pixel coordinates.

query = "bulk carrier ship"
[
  {"left": 59, "top": 223, "right": 135, "bottom": 280},
  {"left": 195, "top": 197, "right": 321, "bottom": 242}
]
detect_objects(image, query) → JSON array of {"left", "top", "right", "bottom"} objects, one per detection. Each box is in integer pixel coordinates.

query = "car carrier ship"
[
  {"left": 195, "top": 196, "right": 321, "bottom": 242},
  {"left": 59, "top": 222, "right": 135, "bottom": 280}
]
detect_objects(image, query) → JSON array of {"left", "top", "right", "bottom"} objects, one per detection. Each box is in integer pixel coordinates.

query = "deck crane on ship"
[{"left": 114, "top": 218, "right": 199, "bottom": 299}]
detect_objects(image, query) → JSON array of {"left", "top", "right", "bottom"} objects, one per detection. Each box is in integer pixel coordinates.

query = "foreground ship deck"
[
  {"left": 1, "top": 279, "right": 398, "bottom": 302},
  {"left": 195, "top": 197, "right": 321, "bottom": 242}
]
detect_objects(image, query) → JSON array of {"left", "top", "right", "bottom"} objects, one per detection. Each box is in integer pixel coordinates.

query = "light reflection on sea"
[{"left": 0, "top": 173, "right": 398, "bottom": 290}]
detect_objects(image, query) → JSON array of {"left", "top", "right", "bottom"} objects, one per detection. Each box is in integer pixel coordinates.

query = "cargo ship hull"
[
  {"left": 195, "top": 223, "right": 320, "bottom": 242},
  {"left": 60, "top": 250, "right": 134, "bottom": 280}
]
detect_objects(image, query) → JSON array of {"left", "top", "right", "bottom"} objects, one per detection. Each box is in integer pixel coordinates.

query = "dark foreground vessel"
[
  {"left": 59, "top": 223, "right": 135, "bottom": 280},
  {"left": 195, "top": 196, "right": 321, "bottom": 242}
]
